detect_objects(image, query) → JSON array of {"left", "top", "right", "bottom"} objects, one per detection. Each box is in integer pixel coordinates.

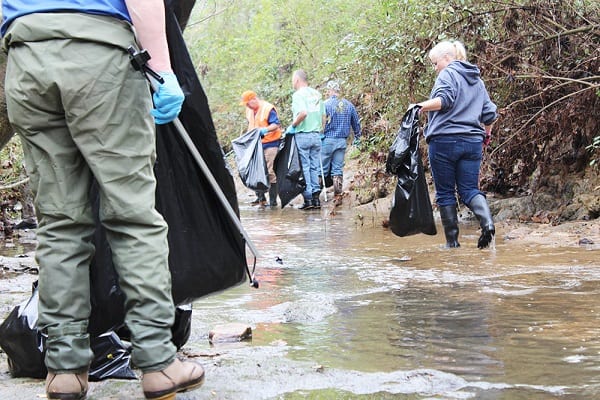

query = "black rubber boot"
[
  {"left": 468, "top": 194, "right": 496, "bottom": 249},
  {"left": 251, "top": 191, "right": 266, "bottom": 206},
  {"left": 258, "top": 191, "right": 267, "bottom": 208},
  {"left": 312, "top": 192, "right": 321, "bottom": 209},
  {"left": 299, "top": 197, "right": 313, "bottom": 210},
  {"left": 439, "top": 205, "right": 460, "bottom": 248},
  {"left": 268, "top": 183, "right": 278, "bottom": 208}
]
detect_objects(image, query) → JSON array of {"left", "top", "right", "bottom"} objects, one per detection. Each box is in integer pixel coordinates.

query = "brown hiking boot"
[
  {"left": 46, "top": 372, "right": 88, "bottom": 400},
  {"left": 142, "top": 358, "right": 205, "bottom": 400}
]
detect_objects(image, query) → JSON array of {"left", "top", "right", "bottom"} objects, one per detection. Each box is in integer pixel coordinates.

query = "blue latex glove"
[
  {"left": 258, "top": 128, "right": 268, "bottom": 137},
  {"left": 353, "top": 137, "right": 360, "bottom": 146},
  {"left": 319, "top": 133, "right": 325, "bottom": 141},
  {"left": 285, "top": 125, "right": 296, "bottom": 135},
  {"left": 151, "top": 72, "right": 185, "bottom": 125}
]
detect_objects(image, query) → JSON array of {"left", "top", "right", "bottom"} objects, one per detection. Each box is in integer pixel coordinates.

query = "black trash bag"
[
  {"left": 231, "top": 128, "right": 270, "bottom": 191},
  {"left": 88, "top": 197, "right": 124, "bottom": 336},
  {"left": 0, "top": 282, "right": 143, "bottom": 380},
  {"left": 172, "top": 0, "right": 196, "bottom": 30},
  {"left": 157, "top": 0, "right": 247, "bottom": 305},
  {"left": 0, "top": 281, "right": 46, "bottom": 379},
  {"left": 171, "top": 305, "right": 192, "bottom": 351},
  {"left": 274, "top": 135, "right": 306, "bottom": 208},
  {"left": 114, "top": 304, "right": 191, "bottom": 352},
  {"left": 89, "top": 331, "right": 136, "bottom": 381},
  {"left": 387, "top": 106, "right": 437, "bottom": 237},
  {"left": 89, "top": 0, "right": 248, "bottom": 338},
  {"left": 386, "top": 106, "right": 420, "bottom": 176}
]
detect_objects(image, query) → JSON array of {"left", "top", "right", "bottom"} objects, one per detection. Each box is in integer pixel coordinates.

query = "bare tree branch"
[
  {"left": 528, "top": 24, "right": 600, "bottom": 47},
  {"left": 491, "top": 85, "right": 599, "bottom": 157},
  {"left": 503, "top": 75, "right": 599, "bottom": 110},
  {"left": 0, "top": 177, "right": 29, "bottom": 191},
  {"left": 185, "top": 0, "right": 236, "bottom": 27}
]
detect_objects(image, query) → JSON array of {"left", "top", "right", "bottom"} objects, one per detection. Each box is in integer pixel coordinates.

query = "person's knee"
[
  {"left": 436, "top": 192, "right": 458, "bottom": 208},
  {"left": 459, "top": 190, "right": 483, "bottom": 206}
]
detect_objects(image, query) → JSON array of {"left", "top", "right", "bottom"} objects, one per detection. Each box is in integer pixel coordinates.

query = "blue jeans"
[
  {"left": 295, "top": 132, "right": 321, "bottom": 199},
  {"left": 321, "top": 137, "right": 347, "bottom": 177},
  {"left": 428, "top": 136, "right": 484, "bottom": 207}
]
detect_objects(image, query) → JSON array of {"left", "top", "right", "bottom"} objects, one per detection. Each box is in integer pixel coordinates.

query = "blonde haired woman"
[{"left": 417, "top": 40, "right": 498, "bottom": 249}]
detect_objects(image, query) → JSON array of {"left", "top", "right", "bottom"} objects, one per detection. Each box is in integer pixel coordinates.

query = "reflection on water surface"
[
  {"left": 0, "top": 204, "right": 597, "bottom": 399},
  {"left": 189, "top": 204, "right": 599, "bottom": 399}
]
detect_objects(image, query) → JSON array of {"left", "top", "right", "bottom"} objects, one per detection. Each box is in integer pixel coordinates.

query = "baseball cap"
[
  {"left": 326, "top": 80, "right": 340, "bottom": 92},
  {"left": 240, "top": 90, "right": 257, "bottom": 105}
]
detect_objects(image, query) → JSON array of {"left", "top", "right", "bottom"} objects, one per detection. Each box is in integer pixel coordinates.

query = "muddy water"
[
  {"left": 0, "top": 204, "right": 598, "bottom": 399},
  {"left": 184, "top": 204, "right": 600, "bottom": 399}
]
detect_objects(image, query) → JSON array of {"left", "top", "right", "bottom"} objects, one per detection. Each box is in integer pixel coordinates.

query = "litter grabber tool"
[{"left": 127, "top": 46, "right": 260, "bottom": 288}]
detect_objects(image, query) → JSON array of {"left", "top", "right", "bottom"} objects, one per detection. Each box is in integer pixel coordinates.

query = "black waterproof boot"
[
  {"left": 312, "top": 192, "right": 321, "bottom": 209},
  {"left": 258, "top": 192, "right": 267, "bottom": 208},
  {"left": 299, "top": 197, "right": 313, "bottom": 210},
  {"left": 468, "top": 194, "right": 496, "bottom": 249},
  {"left": 439, "top": 205, "right": 460, "bottom": 248},
  {"left": 251, "top": 191, "right": 266, "bottom": 206},
  {"left": 268, "top": 183, "right": 278, "bottom": 208}
]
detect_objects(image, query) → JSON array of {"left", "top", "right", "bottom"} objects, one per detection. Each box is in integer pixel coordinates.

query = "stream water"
[
  {"left": 0, "top": 202, "right": 598, "bottom": 399},
  {"left": 183, "top": 202, "right": 600, "bottom": 399}
]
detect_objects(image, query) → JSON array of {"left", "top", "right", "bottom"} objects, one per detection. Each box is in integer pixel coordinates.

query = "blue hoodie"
[{"left": 424, "top": 60, "right": 497, "bottom": 141}]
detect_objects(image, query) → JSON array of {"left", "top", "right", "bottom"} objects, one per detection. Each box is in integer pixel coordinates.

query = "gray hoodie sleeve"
[
  {"left": 480, "top": 82, "right": 498, "bottom": 126},
  {"left": 431, "top": 70, "right": 457, "bottom": 112}
]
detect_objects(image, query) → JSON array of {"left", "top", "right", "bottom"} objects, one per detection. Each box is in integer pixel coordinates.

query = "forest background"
[{"left": 0, "top": 0, "right": 599, "bottom": 226}]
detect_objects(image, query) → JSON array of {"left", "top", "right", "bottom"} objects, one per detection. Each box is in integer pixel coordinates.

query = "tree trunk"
[{"left": 0, "top": 51, "right": 14, "bottom": 150}]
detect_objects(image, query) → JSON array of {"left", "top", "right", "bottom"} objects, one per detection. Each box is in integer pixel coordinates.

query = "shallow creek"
[{"left": 0, "top": 203, "right": 598, "bottom": 399}]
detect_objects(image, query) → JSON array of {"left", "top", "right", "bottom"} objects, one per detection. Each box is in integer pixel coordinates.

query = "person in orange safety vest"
[{"left": 240, "top": 90, "right": 283, "bottom": 208}]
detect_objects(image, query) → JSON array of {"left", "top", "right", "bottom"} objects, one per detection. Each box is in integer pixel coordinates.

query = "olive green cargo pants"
[{"left": 4, "top": 14, "right": 176, "bottom": 374}]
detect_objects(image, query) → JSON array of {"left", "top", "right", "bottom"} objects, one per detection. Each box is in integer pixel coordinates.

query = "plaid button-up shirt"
[{"left": 323, "top": 95, "right": 361, "bottom": 139}]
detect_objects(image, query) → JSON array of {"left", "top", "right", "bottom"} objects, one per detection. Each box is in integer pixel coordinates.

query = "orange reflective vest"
[{"left": 245, "top": 100, "right": 282, "bottom": 144}]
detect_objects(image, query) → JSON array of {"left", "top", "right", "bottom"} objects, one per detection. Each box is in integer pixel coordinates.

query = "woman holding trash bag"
[
  {"left": 417, "top": 40, "right": 498, "bottom": 249},
  {"left": 1, "top": 1, "right": 204, "bottom": 399}
]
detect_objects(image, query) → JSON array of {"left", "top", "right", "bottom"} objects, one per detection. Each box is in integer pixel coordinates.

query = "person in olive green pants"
[{"left": 1, "top": 1, "right": 204, "bottom": 399}]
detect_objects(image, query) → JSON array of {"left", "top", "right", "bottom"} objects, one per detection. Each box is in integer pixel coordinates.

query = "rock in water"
[{"left": 209, "top": 323, "right": 252, "bottom": 343}]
